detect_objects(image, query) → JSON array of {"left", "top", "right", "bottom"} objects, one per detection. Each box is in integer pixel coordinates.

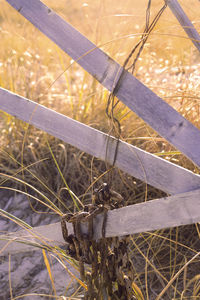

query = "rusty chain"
[{"left": 61, "top": 183, "right": 135, "bottom": 299}]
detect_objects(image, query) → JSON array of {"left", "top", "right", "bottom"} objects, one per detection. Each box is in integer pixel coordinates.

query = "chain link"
[{"left": 61, "top": 183, "right": 135, "bottom": 299}]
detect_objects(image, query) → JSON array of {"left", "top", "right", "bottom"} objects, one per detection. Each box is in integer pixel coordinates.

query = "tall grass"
[{"left": 0, "top": 0, "right": 200, "bottom": 298}]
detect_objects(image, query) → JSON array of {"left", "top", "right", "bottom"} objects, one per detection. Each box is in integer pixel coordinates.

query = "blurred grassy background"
[{"left": 0, "top": 0, "right": 200, "bottom": 298}]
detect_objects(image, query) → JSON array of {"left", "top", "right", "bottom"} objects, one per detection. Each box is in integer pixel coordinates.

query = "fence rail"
[
  {"left": 1, "top": 87, "right": 200, "bottom": 196},
  {"left": 165, "top": 0, "right": 200, "bottom": 52},
  {"left": 1, "top": 188, "right": 200, "bottom": 256}
]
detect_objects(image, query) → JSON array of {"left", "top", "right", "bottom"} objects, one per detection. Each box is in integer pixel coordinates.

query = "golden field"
[{"left": 0, "top": 0, "right": 200, "bottom": 299}]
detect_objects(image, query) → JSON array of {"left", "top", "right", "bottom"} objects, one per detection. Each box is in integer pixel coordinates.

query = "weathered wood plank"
[
  {"left": 166, "top": 0, "right": 200, "bottom": 52},
  {"left": 0, "top": 222, "right": 73, "bottom": 256},
  {"left": 103, "top": 188, "right": 200, "bottom": 240},
  {"left": 1, "top": 87, "right": 200, "bottom": 195},
  {"left": 1, "top": 188, "right": 200, "bottom": 256},
  {"left": 6, "top": 0, "right": 200, "bottom": 167}
]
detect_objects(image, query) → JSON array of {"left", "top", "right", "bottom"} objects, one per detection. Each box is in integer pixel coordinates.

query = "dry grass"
[{"left": 0, "top": 0, "right": 200, "bottom": 299}]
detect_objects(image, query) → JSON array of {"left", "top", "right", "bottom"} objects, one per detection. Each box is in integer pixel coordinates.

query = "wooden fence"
[{"left": 0, "top": 0, "right": 200, "bottom": 256}]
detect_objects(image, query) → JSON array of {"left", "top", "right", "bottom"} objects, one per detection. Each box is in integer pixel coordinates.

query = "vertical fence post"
[{"left": 165, "top": 0, "right": 200, "bottom": 52}]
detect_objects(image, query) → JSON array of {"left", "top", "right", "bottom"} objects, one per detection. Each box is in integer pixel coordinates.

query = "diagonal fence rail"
[
  {"left": 1, "top": 87, "right": 200, "bottom": 195},
  {"left": 165, "top": 0, "right": 200, "bottom": 52}
]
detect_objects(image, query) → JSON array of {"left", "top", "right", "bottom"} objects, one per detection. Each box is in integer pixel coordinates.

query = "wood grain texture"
[
  {"left": 166, "top": 0, "right": 200, "bottom": 52},
  {"left": 6, "top": 0, "right": 200, "bottom": 167},
  {"left": 98, "top": 188, "right": 200, "bottom": 239},
  {"left": 1, "top": 188, "right": 200, "bottom": 255},
  {"left": 1, "top": 87, "right": 200, "bottom": 195}
]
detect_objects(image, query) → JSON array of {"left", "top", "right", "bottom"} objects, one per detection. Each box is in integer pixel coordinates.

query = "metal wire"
[{"left": 105, "top": 0, "right": 167, "bottom": 175}]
